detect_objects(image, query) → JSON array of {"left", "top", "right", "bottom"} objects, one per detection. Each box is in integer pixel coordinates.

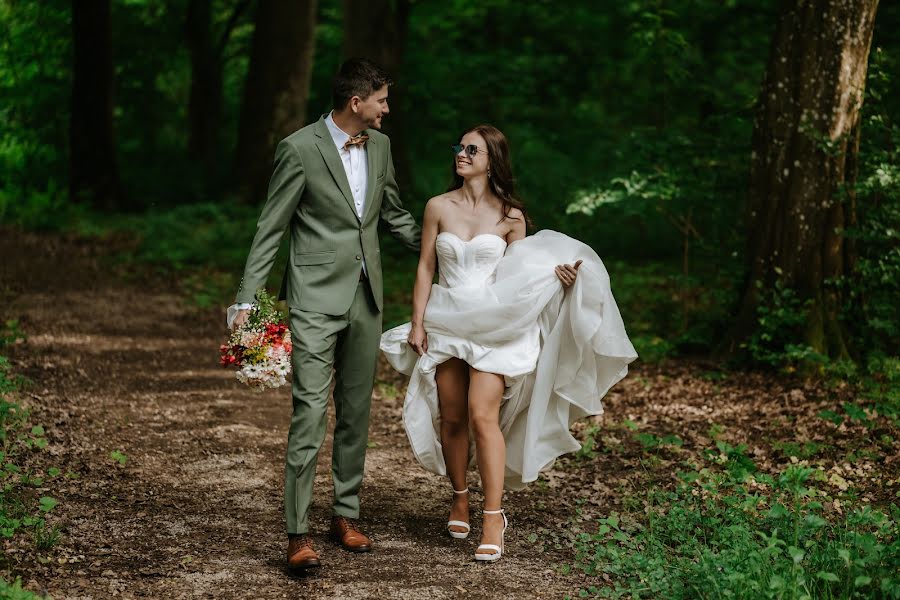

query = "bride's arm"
[
  {"left": 505, "top": 208, "right": 527, "bottom": 244},
  {"left": 408, "top": 198, "right": 441, "bottom": 356}
]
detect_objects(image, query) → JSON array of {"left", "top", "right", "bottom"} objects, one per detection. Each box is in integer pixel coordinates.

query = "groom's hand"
[{"left": 231, "top": 309, "right": 250, "bottom": 330}]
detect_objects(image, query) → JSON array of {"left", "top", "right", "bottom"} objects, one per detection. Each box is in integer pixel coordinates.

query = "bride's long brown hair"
[{"left": 447, "top": 124, "right": 533, "bottom": 228}]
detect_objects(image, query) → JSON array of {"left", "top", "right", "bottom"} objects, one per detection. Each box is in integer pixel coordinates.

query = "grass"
[
  {"left": 1, "top": 321, "right": 60, "bottom": 596},
  {"left": 569, "top": 466, "right": 898, "bottom": 599},
  {"left": 0, "top": 576, "right": 46, "bottom": 600},
  {"left": 560, "top": 371, "right": 900, "bottom": 600}
]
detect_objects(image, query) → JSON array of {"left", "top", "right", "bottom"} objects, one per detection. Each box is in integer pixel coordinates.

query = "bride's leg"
[
  {"left": 468, "top": 368, "right": 506, "bottom": 554},
  {"left": 436, "top": 357, "right": 470, "bottom": 530}
]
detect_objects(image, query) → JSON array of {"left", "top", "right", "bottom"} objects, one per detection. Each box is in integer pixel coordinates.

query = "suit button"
[{"left": 355, "top": 255, "right": 361, "bottom": 260}]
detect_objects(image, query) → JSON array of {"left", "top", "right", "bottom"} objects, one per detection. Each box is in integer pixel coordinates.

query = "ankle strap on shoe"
[
  {"left": 453, "top": 487, "right": 469, "bottom": 494},
  {"left": 483, "top": 509, "right": 504, "bottom": 514}
]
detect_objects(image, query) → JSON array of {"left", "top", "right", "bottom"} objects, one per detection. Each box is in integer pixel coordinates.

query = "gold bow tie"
[{"left": 343, "top": 134, "right": 369, "bottom": 150}]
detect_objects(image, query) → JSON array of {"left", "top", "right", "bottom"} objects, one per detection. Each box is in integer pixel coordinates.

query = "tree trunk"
[
  {"left": 342, "top": 0, "right": 411, "bottom": 195},
  {"left": 186, "top": 0, "right": 249, "bottom": 184},
  {"left": 185, "top": 0, "right": 222, "bottom": 169},
  {"left": 727, "top": 0, "right": 879, "bottom": 360},
  {"left": 234, "top": 0, "right": 317, "bottom": 204},
  {"left": 70, "top": 0, "right": 121, "bottom": 210}
]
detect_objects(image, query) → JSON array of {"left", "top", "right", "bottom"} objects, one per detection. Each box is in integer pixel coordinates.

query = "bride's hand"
[
  {"left": 555, "top": 260, "right": 583, "bottom": 288},
  {"left": 407, "top": 323, "right": 428, "bottom": 356}
]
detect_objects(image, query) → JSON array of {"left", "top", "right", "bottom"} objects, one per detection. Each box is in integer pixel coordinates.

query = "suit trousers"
[{"left": 284, "top": 280, "right": 382, "bottom": 534}]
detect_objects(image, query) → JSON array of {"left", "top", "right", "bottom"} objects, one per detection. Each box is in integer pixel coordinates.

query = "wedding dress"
[{"left": 380, "top": 230, "right": 637, "bottom": 489}]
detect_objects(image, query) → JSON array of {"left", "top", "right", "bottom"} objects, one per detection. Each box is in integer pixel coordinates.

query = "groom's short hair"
[{"left": 332, "top": 58, "right": 393, "bottom": 110}]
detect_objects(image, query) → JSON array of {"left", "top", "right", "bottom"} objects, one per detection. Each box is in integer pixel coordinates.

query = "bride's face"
[{"left": 454, "top": 132, "right": 490, "bottom": 179}]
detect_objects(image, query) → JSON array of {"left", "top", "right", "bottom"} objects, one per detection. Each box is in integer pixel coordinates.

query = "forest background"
[{"left": 3, "top": 0, "right": 898, "bottom": 362}]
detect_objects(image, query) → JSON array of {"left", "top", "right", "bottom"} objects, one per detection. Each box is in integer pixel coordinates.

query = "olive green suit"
[{"left": 236, "top": 115, "right": 420, "bottom": 534}]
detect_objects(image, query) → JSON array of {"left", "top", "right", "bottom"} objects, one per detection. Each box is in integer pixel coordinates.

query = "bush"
[{"left": 571, "top": 453, "right": 900, "bottom": 599}]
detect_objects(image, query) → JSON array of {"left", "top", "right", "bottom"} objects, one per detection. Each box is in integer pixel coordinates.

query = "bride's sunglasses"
[{"left": 451, "top": 143, "right": 487, "bottom": 158}]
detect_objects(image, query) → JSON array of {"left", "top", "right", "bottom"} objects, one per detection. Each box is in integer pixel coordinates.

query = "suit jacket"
[{"left": 235, "top": 115, "right": 421, "bottom": 315}]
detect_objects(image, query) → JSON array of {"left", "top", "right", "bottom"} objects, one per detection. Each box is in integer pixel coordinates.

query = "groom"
[{"left": 228, "top": 58, "right": 420, "bottom": 571}]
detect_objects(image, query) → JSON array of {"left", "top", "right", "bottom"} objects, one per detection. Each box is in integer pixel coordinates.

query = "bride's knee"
[
  {"left": 468, "top": 410, "right": 499, "bottom": 437},
  {"left": 441, "top": 414, "right": 468, "bottom": 434}
]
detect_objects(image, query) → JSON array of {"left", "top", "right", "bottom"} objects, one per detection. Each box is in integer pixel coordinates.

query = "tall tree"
[
  {"left": 185, "top": 0, "right": 249, "bottom": 175},
  {"left": 342, "top": 0, "right": 411, "bottom": 194},
  {"left": 70, "top": 0, "right": 121, "bottom": 209},
  {"left": 233, "top": 0, "right": 317, "bottom": 205},
  {"left": 728, "top": 0, "right": 880, "bottom": 359}
]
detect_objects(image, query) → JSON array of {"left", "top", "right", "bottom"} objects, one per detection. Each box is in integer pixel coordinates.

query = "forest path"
[
  {"left": 2, "top": 229, "right": 590, "bottom": 599},
  {"left": 5, "top": 229, "right": 874, "bottom": 599}
]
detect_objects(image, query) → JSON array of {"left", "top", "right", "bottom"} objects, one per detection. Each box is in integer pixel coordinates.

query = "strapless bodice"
[{"left": 435, "top": 232, "right": 507, "bottom": 289}]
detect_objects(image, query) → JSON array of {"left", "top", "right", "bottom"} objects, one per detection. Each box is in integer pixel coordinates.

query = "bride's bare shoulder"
[
  {"left": 428, "top": 191, "right": 459, "bottom": 205},
  {"left": 505, "top": 207, "right": 525, "bottom": 221},
  {"left": 425, "top": 192, "right": 459, "bottom": 214}
]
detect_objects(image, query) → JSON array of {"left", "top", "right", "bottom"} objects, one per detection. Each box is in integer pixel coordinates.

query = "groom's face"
[{"left": 355, "top": 84, "right": 390, "bottom": 130}]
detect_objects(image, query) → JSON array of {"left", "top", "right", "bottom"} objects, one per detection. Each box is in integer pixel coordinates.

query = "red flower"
[
  {"left": 219, "top": 343, "right": 246, "bottom": 368},
  {"left": 263, "top": 323, "right": 289, "bottom": 343}
]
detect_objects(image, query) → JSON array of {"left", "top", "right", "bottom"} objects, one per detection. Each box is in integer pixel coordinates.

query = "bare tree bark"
[
  {"left": 185, "top": 0, "right": 249, "bottom": 176},
  {"left": 342, "top": 0, "right": 411, "bottom": 194},
  {"left": 234, "top": 0, "right": 318, "bottom": 204},
  {"left": 185, "top": 0, "right": 221, "bottom": 165},
  {"left": 70, "top": 0, "right": 121, "bottom": 209},
  {"left": 726, "top": 0, "right": 879, "bottom": 360}
]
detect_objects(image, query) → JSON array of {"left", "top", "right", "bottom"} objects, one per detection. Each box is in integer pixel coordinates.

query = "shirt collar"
[{"left": 325, "top": 111, "right": 361, "bottom": 151}]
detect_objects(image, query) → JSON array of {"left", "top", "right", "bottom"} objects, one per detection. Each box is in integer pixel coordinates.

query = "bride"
[{"left": 380, "top": 125, "right": 637, "bottom": 562}]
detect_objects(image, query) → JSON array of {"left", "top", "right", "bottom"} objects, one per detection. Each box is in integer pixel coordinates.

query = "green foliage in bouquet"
[{"left": 246, "top": 288, "right": 285, "bottom": 330}]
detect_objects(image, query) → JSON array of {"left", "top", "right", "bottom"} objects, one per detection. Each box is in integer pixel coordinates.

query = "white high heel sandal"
[
  {"left": 447, "top": 487, "right": 471, "bottom": 539},
  {"left": 474, "top": 509, "right": 507, "bottom": 562}
]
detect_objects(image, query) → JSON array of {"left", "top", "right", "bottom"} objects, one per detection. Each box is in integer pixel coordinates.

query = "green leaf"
[
  {"left": 843, "top": 403, "right": 869, "bottom": 421},
  {"left": 854, "top": 576, "right": 871, "bottom": 587},
  {"left": 816, "top": 572, "right": 840, "bottom": 582},
  {"left": 804, "top": 514, "right": 827, "bottom": 529},
  {"left": 110, "top": 450, "right": 128, "bottom": 466},
  {"left": 817, "top": 410, "right": 844, "bottom": 425},
  {"left": 38, "top": 496, "right": 58, "bottom": 513},
  {"left": 30, "top": 425, "right": 45, "bottom": 436}
]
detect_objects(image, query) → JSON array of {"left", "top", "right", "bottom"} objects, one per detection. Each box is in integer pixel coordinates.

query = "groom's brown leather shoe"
[
  {"left": 330, "top": 516, "right": 372, "bottom": 552},
  {"left": 287, "top": 535, "right": 320, "bottom": 571}
]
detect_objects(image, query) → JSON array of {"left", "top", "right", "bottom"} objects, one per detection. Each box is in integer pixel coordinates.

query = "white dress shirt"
[
  {"left": 324, "top": 111, "right": 369, "bottom": 220},
  {"left": 227, "top": 112, "right": 370, "bottom": 328}
]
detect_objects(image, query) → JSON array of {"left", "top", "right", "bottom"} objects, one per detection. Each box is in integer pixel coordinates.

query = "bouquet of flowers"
[{"left": 220, "top": 289, "right": 292, "bottom": 390}]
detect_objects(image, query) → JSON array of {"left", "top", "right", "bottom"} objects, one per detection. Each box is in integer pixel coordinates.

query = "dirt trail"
[
  {"left": 8, "top": 229, "right": 880, "bottom": 599},
  {"left": 1, "top": 230, "right": 591, "bottom": 599}
]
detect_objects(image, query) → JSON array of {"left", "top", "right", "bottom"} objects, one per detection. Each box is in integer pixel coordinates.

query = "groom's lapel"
[
  {"left": 362, "top": 132, "right": 379, "bottom": 222},
  {"left": 314, "top": 117, "right": 358, "bottom": 220}
]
